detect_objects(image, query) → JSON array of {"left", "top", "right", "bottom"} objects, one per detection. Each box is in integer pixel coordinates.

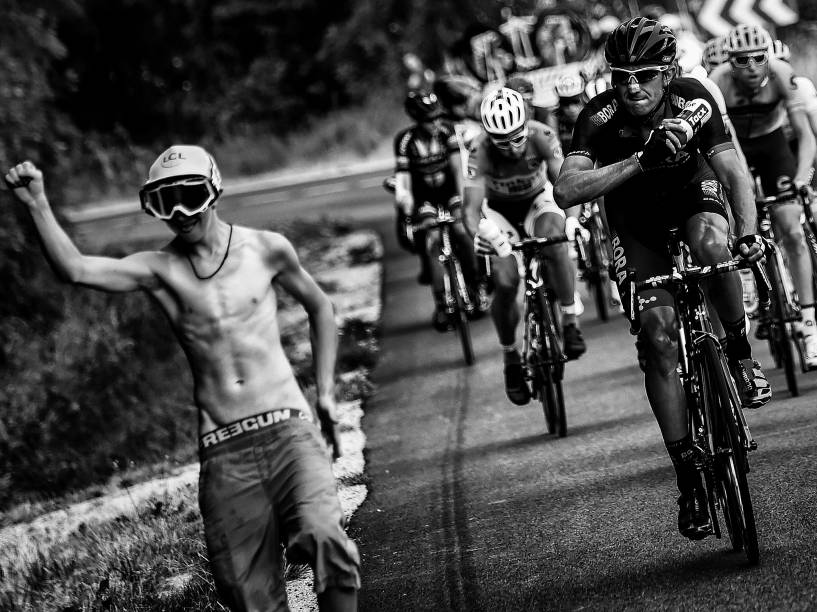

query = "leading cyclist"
[
  {"left": 463, "top": 87, "right": 587, "bottom": 406},
  {"left": 710, "top": 24, "right": 817, "bottom": 367},
  {"left": 554, "top": 17, "right": 769, "bottom": 540}
]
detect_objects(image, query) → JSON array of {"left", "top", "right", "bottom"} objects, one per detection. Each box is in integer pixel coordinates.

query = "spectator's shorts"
[{"left": 199, "top": 408, "right": 360, "bottom": 611}]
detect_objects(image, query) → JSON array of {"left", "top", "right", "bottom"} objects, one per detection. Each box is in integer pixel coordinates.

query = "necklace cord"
[{"left": 186, "top": 224, "right": 233, "bottom": 280}]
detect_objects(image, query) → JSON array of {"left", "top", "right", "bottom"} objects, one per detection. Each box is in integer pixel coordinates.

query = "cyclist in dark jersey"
[
  {"left": 554, "top": 17, "right": 768, "bottom": 541},
  {"left": 393, "top": 89, "right": 484, "bottom": 331}
]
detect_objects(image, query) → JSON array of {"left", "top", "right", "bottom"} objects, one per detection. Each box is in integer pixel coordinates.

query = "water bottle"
[
  {"left": 675, "top": 98, "right": 713, "bottom": 142},
  {"left": 478, "top": 217, "right": 512, "bottom": 258}
]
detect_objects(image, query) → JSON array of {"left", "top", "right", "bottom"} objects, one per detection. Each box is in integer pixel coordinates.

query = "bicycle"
[
  {"left": 573, "top": 200, "right": 616, "bottom": 322},
  {"left": 383, "top": 177, "right": 477, "bottom": 365},
  {"left": 511, "top": 235, "right": 570, "bottom": 437},
  {"left": 626, "top": 228, "right": 769, "bottom": 565}
]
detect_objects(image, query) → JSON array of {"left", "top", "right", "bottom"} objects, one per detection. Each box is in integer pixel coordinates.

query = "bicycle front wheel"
[
  {"left": 700, "top": 337, "right": 760, "bottom": 565},
  {"left": 449, "top": 257, "right": 475, "bottom": 366}
]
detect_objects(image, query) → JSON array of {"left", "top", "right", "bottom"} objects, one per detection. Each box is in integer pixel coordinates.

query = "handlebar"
[
  {"left": 756, "top": 184, "right": 813, "bottom": 207},
  {"left": 627, "top": 257, "right": 771, "bottom": 333},
  {"left": 412, "top": 214, "right": 459, "bottom": 232}
]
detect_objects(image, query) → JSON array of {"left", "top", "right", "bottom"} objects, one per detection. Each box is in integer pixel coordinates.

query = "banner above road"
[{"left": 697, "top": 0, "right": 799, "bottom": 37}]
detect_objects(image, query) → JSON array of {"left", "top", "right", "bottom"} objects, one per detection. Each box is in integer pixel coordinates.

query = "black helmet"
[
  {"left": 404, "top": 89, "right": 443, "bottom": 122},
  {"left": 604, "top": 17, "right": 677, "bottom": 67}
]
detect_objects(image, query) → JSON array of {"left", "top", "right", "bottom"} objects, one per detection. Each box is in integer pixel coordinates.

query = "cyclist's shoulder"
[
  {"left": 794, "top": 75, "right": 817, "bottom": 98},
  {"left": 708, "top": 63, "right": 731, "bottom": 88},
  {"left": 394, "top": 126, "right": 415, "bottom": 148},
  {"left": 668, "top": 76, "right": 712, "bottom": 98},
  {"left": 528, "top": 119, "right": 558, "bottom": 140},
  {"left": 575, "top": 89, "right": 619, "bottom": 129}
]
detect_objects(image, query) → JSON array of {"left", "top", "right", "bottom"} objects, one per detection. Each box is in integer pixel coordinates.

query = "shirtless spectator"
[{"left": 5, "top": 147, "right": 360, "bottom": 612}]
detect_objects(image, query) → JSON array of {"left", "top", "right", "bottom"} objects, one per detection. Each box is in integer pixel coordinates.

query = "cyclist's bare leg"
[
  {"left": 772, "top": 202, "right": 815, "bottom": 306},
  {"left": 685, "top": 212, "right": 744, "bottom": 323},
  {"left": 533, "top": 212, "right": 578, "bottom": 327},
  {"left": 489, "top": 253, "right": 521, "bottom": 348},
  {"left": 639, "top": 306, "right": 687, "bottom": 441}
]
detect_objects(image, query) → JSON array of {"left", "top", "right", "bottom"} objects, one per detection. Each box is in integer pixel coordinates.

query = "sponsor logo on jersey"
[
  {"left": 611, "top": 234, "right": 628, "bottom": 285},
  {"left": 700, "top": 179, "right": 720, "bottom": 202},
  {"left": 670, "top": 93, "right": 687, "bottom": 110},
  {"left": 589, "top": 99, "right": 618, "bottom": 126}
]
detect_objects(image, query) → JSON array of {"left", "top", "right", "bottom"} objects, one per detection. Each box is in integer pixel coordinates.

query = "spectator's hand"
[
  {"left": 732, "top": 234, "right": 765, "bottom": 263},
  {"left": 5, "top": 161, "right": 45, "bottom": 206},
  {"left": 316, "top": 394, "right": 341, "bottom": 460}
]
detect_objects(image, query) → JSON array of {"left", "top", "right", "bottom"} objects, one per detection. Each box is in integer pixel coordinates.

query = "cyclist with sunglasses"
[
  {"left": 5, "top": 148, "right": 361, "bottom": 612},
  {"left": 711, "top": 24, "right": 817, "bottom": 367},
  {"left": 394, "top": 89, "right": 486, "bottom": 331},
  {"left": 463, "top": 87, "right": 586, "bottom": 406},
  {"left": 554, "top": 17, "right": 768, "bottom": 541}
]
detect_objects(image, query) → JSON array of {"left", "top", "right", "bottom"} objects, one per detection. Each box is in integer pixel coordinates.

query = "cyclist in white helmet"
[
  {"left": 711, "top": 24, "right": 817, "bottom": 366},
  {"left": 5, "top": 149, "right": 361, "bottom": 611},
  {"left": 702, "top": 36, "right": 729, "bottom": 74},
  {"left": 464, "top": 87, "right": 586, "bottom": 406}
]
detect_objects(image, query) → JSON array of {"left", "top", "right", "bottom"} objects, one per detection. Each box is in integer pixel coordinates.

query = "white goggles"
[{"left": 139, "top": 177, "right": 217, "bottom": 220}]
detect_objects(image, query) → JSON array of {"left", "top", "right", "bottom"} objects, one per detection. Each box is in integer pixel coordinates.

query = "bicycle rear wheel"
[
  {"left": 449, "top": 257, "right": 475, "bottom": 366},
  {"left": 700, "top": 338, "right": 760, "bottom": 565}
]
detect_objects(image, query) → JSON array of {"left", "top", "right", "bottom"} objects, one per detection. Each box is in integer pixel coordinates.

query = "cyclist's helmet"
[
  {"left": 772, "top": 39, "right": 791, "bottom": 62},
  {"left": 702, "top": 36, "right": 728, "bottom": 71},
  {"left": 724, "top": 24, "right": 772, "bottom": 55},
  {"left": 505, "top": 75, "right": 535, "bottom": 101},
  {"left": 604, "top": 17, "right": 677, "bottom": 67},
  {"left": 554, "top": 74, "right": 586, "bottom": 101},
  {"left": 480, "top": 87, "right": 527, "bottom": 136},
  {"left": 404, "top": 89, "right": 443, "bottom": 122},
  {"left": 143, "top": 145, "right": 223, "bottom": 194}
]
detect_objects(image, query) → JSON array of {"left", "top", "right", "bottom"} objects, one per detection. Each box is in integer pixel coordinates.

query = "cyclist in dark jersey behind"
[
  {"left": 393, "top": 89, "right": 485, "bottom": 331},
  {"left": 554, "top": 17, "right": 768, "bottom": 541}
]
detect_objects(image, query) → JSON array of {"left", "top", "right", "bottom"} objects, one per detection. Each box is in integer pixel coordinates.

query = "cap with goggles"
[{"left": 139, "top": 145, "right": 223, "bottom": 219}]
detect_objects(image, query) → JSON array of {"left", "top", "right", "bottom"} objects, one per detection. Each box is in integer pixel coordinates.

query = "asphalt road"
[{"left": 70, "top": 170, "right": 817, "bottom": 611}]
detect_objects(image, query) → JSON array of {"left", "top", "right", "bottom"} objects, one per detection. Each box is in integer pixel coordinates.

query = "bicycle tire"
[
  {"left": 449, "top": 256, "right": 475, "bottom": 366},
  {"left": 538, "top": 289, "right": 567, "bottom": 437},
  {"left": 700, "top": 338, "right": 760, "bottom": 565},
  {"left": 590, "top": 228, "right": 611, "bottom": 322},
  {"left": 765, "top": 255, "right": 799, "bottom": 396}
]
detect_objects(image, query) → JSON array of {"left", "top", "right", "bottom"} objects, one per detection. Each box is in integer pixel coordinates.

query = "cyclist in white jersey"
[
  {"left": 773, "top": 39, "right": 817, "bottom": 154},
  {"left": 710, "top": 24, "right": 817, "bottom": 366},
  {"left": 463, "top": 87, "right": 586, "bottom": 406}
]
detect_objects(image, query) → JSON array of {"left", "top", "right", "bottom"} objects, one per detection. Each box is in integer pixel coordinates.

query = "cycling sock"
[
  {"left": 501, "top": 343, "right": 520, "bottom": 361},
  {"left": 666, "top": 434, "right": 700, "bottom": 492},
  {"left": 801, "top": 304, "right": 816, "bottom": 337},
  {"left": 722, "top": 314, "right": 752, "bottom": 361}
]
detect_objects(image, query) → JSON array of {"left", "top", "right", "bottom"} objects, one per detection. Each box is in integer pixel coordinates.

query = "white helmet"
[
  {"left": 772, "top": 39, "right": 791, "bottom": 62},
  {"left": 480, "top": 87, "right": 527, "bottom": 137},
  {"left": 724, "top": 23, "right": 772, "bottom": 55}
]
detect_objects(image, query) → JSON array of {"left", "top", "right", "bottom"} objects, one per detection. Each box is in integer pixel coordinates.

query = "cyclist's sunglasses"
[
  {"left": 490, "top": 127, "right": 529, "bottom": 151},
  {"left": 139, "top": 177, "right": 217, "bottom": 220},
  {"left": 729, "top": 52, "right": 768, "bottom": 68},
  {"left": 610, "top": 65, "right": 670, "bottom": 86}
]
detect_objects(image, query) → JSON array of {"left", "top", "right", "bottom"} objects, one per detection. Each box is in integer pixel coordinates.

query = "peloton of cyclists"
[
  {"left": 709, "top": 24, "right": 817, "bottom": 368},
  {"left": 463, "top": 87, "right": 587, "bottom": 406},
  {"left": 393, "top": 89, "right": 487, "bottom": 331},
  {"left": 554, "top": 17, "right": 768, "bottom": 540}
]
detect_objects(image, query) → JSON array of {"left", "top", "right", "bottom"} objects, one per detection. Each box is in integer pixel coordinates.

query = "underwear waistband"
[{"left": 199, "top": 407, "right": 313, "bottom": 450}]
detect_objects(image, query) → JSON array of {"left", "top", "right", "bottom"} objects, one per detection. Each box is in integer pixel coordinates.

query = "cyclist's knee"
[
  {"left": 777, "top": 226, "right": 807, "bottom": 255},
  {"left": 532, "top": 213, "right": 565, "bottom": 238},
  {"left": 638, "top": 310, "right": 680, "bottom": 374}
]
